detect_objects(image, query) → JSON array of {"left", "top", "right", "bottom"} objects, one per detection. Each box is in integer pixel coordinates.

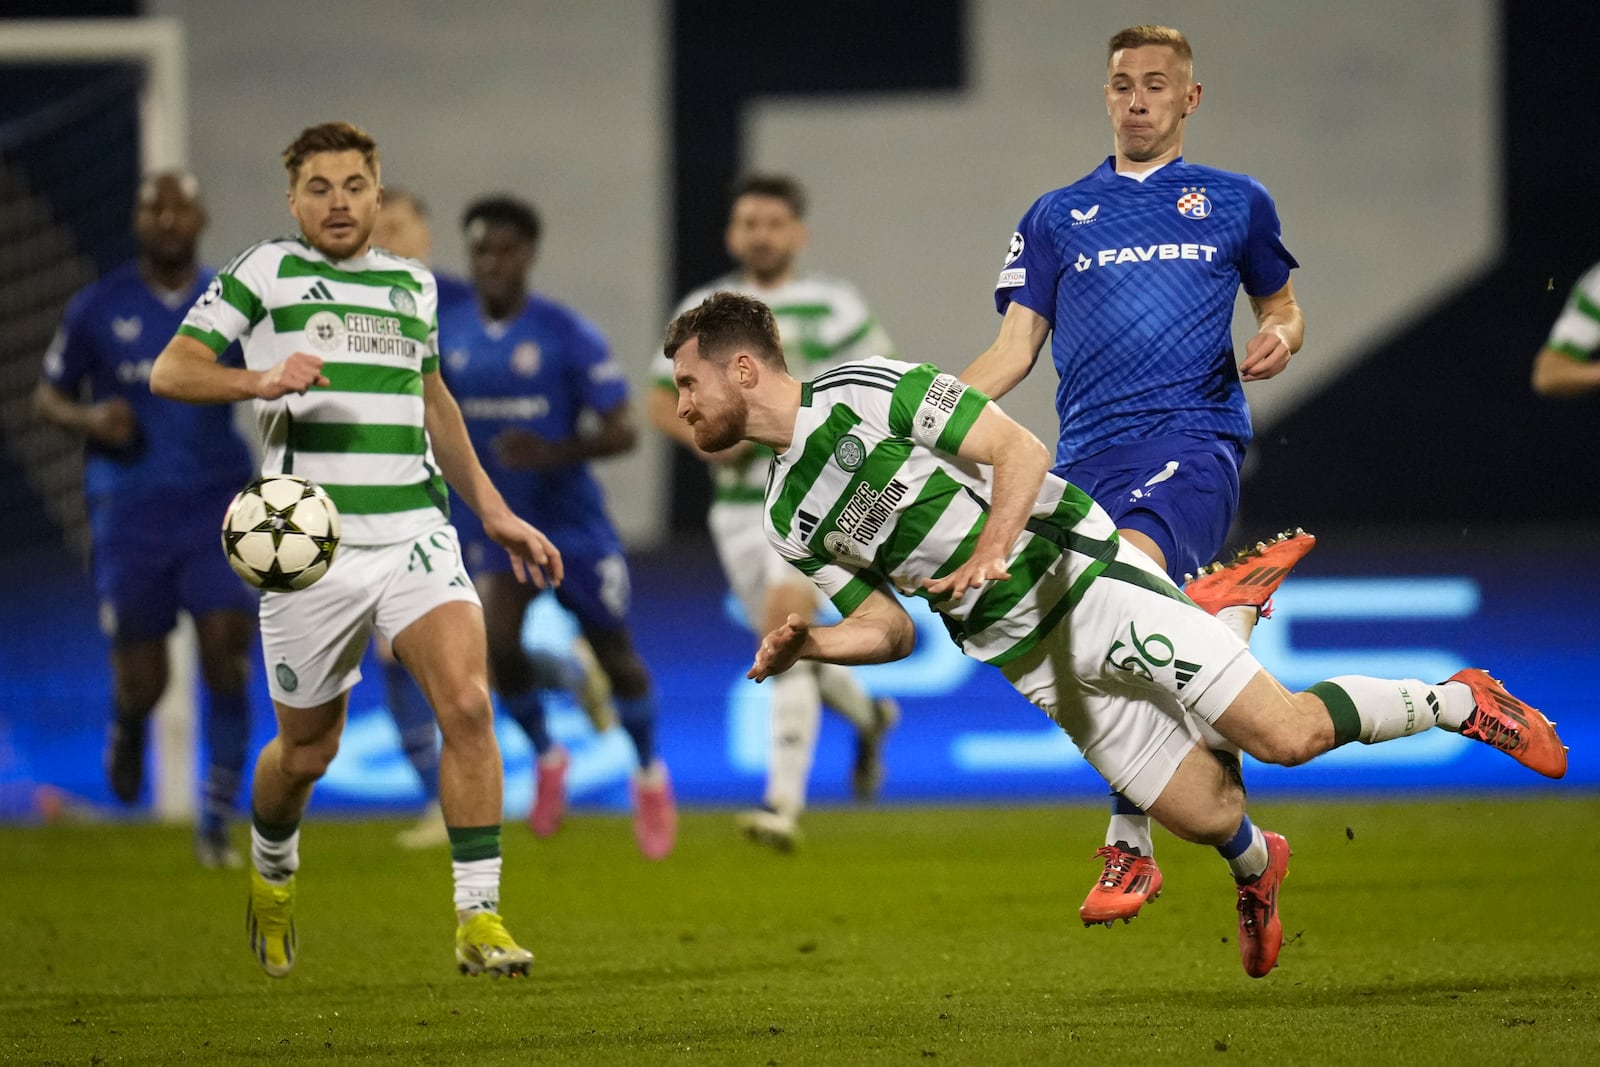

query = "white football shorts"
[
  {"left": 259, "top": 523, "right": 480, "bottom": 708},
  {"left": 999, "top": 537, "right": 1262, "bottom": 811}
]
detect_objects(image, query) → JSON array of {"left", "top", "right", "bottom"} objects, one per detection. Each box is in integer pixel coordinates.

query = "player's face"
[
  {"left": 672, "top": 337, "right": 749, "bottom": 453},
  {"left": 725, "top": 194, "right": 808, "bottom": 285},
  {"left": 288, "top": 150, "right": 380, "bottom": 260},
  {"left": 1104, "top": 45, "right": 1200, "bottom": 166},
  {"left": 467, "top": 221, "right": 535, "bottom": 309},
  {"left": 134, "top": 172, "right": 206, "bottom": 268},
  {"left": 372, "top": 198, "right": 432, "bottom": 261}
]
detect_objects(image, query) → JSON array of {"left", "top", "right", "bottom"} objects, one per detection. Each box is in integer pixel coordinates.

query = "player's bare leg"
[{"left": 395, "top": 601, "right": 531, "bottom": 976}]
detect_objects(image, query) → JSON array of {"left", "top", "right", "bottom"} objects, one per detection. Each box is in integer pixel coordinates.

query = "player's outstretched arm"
[
  {"left": 1240, "top": 280, "right": 1304, "bottom": 382},
  {"left": 957, "top": 302, "right": 1051, "bottom": 401},
  {"left": 1530, "top": 346, "right": 1600, "bottom": 397},
  {"left": 748, "top": 588, "right": 914, "bottom": 682},
  {"left": 151, "top": 334, "right": 329, "bottom": 403},
  {"left": 922, "top": 401, "right": 1051, "bottom": 599},
  {"left": 421, "top": 369, "right": 563, "bottom": 587}
]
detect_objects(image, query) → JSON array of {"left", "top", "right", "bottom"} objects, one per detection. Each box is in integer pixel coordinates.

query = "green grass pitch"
[{"left": 3, "top": 796, "right": 1597, "bottom": 1065}]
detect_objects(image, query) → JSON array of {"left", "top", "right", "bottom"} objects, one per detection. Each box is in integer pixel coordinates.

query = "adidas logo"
[
  {"left": 1234, "top": 565, "right": 1290, "bottom": 588},
  {"left": 797, "top": 508, "right": 819, "bottom": 539},
  {"left": 300, "top": 281, "right": 335, "bottom": 302},
  {"left": 1173, "top": 658, "right": 1202, "bottom": 691}
]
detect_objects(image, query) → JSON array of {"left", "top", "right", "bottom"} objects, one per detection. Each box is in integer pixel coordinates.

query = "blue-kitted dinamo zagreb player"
[
  {"left": 441, "top": 194, "right": 676, "bottom": 858},
  {"left": 33, "top": 171, "right": 257, "bottom": 869},
  {"left": 960, "top": 24, "right": 1313, "bottom": 936}
]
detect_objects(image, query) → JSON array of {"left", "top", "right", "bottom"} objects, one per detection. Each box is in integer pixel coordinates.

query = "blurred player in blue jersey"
[
  {"left": 372, "top": 189, "right": 616, "bottom": 849},
  {"left": 959, "top": 25, "right": 1312, "bottom": 946},
  {"left": 32, "top": 171, "right": 256, "bottom": 869},
  {"left": 442, "top": 194, "right": 676, "bottom": 859}
]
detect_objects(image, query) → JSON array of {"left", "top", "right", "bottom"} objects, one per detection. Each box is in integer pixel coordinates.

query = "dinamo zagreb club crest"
[{"left": 1176, "top": 187, "right": 1212, "bottom": 219}]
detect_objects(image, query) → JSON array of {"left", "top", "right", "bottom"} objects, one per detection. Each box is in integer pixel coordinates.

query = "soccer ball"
[{"left": 221, "top": 474, "right": 341, "bottom": 591}]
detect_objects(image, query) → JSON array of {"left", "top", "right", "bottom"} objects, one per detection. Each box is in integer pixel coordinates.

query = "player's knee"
[
  {"left": 432, "top": 681, "right": 494, "bottom": 739},
  {"left": 278, "top": 736, "right": 339, "bottom": 781},
  {"left": 1244, "top": 723, "right": 1322, "bottom": 768},
  {"left": 607, "top": 657, "right": 650, "bottom": 700},
  {"left": 198, "top": 652, "right": 250, "bottom": 694},
  {"left": 113, "top": 674, "right": 165, "bottom": 715}
]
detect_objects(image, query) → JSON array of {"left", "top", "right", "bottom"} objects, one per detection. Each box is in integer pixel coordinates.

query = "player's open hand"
[
  {"left": 922, "top": 552, "right": 1010, "bottom": 600},
  {"left": 485, "top": 512, "right": 563, "bottom": 588},
  {"left": 257, "top": 352, "right": 330, "bottom": 398},
  {"left": 748, "top": 612, "right": 811, "bottom": 682},
  {"left": 1240, "top": 328, "right": 1293, "bottom": 381},
  {"left": 85, "top": 397, "right": 138, "bottom": 447}
]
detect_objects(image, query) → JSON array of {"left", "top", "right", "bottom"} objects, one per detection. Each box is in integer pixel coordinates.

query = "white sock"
[
  {"left": 765, "top": 667, "right": 822, "bottom": 816},
  {"left": 1215, "top": 604, "right": 1259, "bottom": 644},
  {"left": 452, "top": 856, "right": 502, "bottom": 917},
  {"left": 1222, "top": 822, "right": 1269, "bottom": 882},
  {"left": 250, "top": 826, "right": 299, "bottom": 884},
  {"left": 1106, "top": 814, "right": 1154, "bottom": 856},
  {"left": 1433, "top": 681, "right": 1477, "bottom": 732},
  {"left": 1319, "top": 676, "right": 1442, "bottom": 743},
  {"left": 815, "top": 662, "right": 875, "bottom": 730}
]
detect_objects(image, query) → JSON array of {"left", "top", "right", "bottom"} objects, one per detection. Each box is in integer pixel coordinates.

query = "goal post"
[{"left": 1, "top": 17, "right": 198, "bottom": 822}]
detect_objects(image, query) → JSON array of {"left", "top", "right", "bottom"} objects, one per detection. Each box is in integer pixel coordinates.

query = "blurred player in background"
[
  {"left": 442, "top": 194, "right": 675, "bottom": 859},
  {"left": 648, "top": 174, "right": 898, "bottom": 851},
  {"left": 151, "top": 121, "right": 560, "bottom": 978},
  {"left": 33, "top": 171, "right": 256, "bottom": 870},
  {"left": 373, "top": 188, "right": 614, "bottom": 850},
  {"left": 1530, "top": 261, "right": 1600, "bottom": 396},
  {"left": 667, "top": 290, "right": 1567, "bottom": 980},
  {"left": 960, "top": 24, "right": 1310, "bottom": 926}
]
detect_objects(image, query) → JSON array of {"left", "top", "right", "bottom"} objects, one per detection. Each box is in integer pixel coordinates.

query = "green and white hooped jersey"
[
  {"left": 179, "top": 237, "right": 445, "bottom": 546},
  {"left": 660, "top": 271, "right": 896, "bottom": 504},
  {"left": 765, "top": 357, "right": 1121, "bottom": 667},
  {"left": 1545, "top": 262, "right": 1600, "bottom": 363}
]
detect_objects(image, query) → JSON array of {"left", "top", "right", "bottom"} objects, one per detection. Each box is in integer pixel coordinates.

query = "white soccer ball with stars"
[{"left": 220, "top": 474, "right": 341, "bottom": 591}]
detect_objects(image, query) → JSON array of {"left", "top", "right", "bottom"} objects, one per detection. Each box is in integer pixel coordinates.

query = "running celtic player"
[{"left": 153, "top": 120, "right": 559, "bottom": 979}]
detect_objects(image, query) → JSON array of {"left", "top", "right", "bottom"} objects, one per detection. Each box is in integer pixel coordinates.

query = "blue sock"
[
  {"left": 201, "top": 687, "right": 249, "bottom": 833},
  {"left": 616, "top": 691, "right": 657, "bottom": 767},
  {"left": 502, "top": 688, "right": 553, "bottom": 756},
  {"left": 384, "top": 661, "right": 439, "bottom": 801},
  {"left": 1111, "top": 790, "right": 1145, "bottom": 816}
]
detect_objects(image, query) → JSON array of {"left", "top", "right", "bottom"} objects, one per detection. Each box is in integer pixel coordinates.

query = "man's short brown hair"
[
  {"left": 1107, "top": 25, "right": 1193, "bottom": 76},
  {"left": 282, "top": 121, "right": 380, "bottom": 185},
  {"left": 729, "top": 173, "right": 807, "bottom": 220},
  {"left": 663, "top": 291, "right": 786, "bottom": 370}
]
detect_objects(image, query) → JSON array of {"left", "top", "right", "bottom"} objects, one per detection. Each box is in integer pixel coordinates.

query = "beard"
[{"left": 692, "top": 390, "right": 748, "bottom": 453}]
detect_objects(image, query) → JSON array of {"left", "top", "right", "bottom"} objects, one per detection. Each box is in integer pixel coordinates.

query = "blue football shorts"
[
  {"left": 458, "top": 515, "right": 631, "bottom": 634},
  {"left": 1056, "top": 433, "right": 1244, "bottom": 583},
  {"left": 90, "top": 482, "right": 258, "bottom": 646}
]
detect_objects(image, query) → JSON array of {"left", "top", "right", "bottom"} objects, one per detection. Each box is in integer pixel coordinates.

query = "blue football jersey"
[
  {"left": 995, "top": 157, "right": 1298, "bottom": 466},
  {"left": 438, "top": 292, "right": 625, "bottom": 543},
  {"left": 41, "top": 261, "right": 254, "bottom": 521}
]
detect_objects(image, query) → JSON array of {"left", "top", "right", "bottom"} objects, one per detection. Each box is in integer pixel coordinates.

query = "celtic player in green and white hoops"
[
  {"left": 663, "top": 291, "right": 1567, "bottom": 980},
  {"left": 152, "top": 122, "right": 560, "bottom": 979}
]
